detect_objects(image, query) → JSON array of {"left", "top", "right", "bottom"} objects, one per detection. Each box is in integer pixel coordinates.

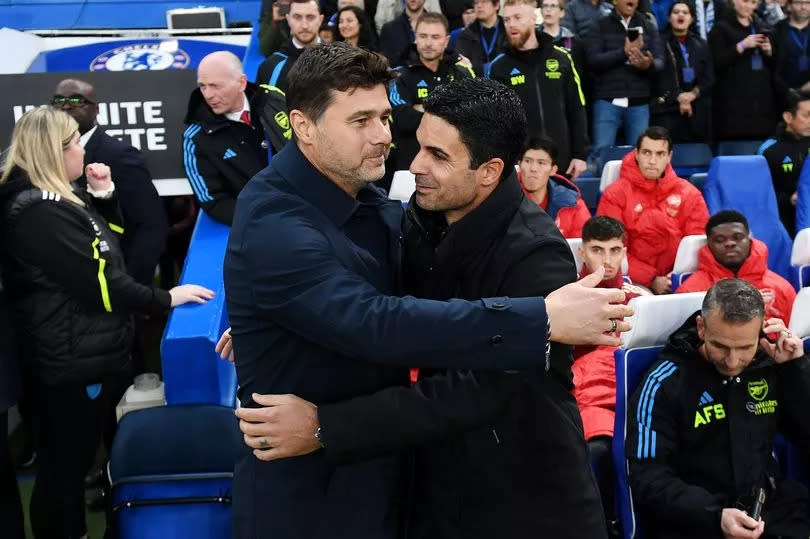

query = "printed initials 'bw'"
[{"left": 511, "top": 75, "right": 525, "bottom": 85}]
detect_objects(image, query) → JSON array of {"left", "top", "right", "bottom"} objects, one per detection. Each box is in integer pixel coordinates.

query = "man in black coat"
[
  {"left": 380, "top": 0, "right": 425, "bottom": 67},
  {"left": 235, "top": 77, "right": 608, "bottom": 538},
  {"left": 52, "top": 79, "right": 167, "bottom": 287}
]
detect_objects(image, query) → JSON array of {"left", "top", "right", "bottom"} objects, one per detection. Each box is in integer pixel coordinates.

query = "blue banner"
[{"left": 38, "top": 39, "right": 246, "bottom": 73}]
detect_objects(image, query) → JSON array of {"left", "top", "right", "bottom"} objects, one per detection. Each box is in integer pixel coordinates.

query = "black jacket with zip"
[
  {"left": 0, "top": 168, "right": 171, "bottom": 386},
  {"left": 455, "top": 18, "right": 509, "bottom": 76},
  {"left": 487, "top": 30, "right": 589, "bottom": 171},
  {"left": 627, "top": 312, "right": 810, "bottom": 538}
]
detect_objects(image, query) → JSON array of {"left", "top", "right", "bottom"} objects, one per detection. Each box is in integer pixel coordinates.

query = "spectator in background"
[
  {"left": 0, "top": 107, "right": 213, "bottom": 539},
  {"left": 456, "top": 0, "right": 509, "bottom": 75},
  {"left": 760, "top": 0, "right": 787, "bottom": 26},
  {"left": 487, "top": 0, "right": 589, "bottom": 177},
  {"left": 337, "top": 5, "right": 380, "bottom": 48},
  {"left": 440, "top": 0, "right": 470, "bottom": 29},
  {"left": 379, "top": 0, "right": 427, "bottom": 67},
  {"left": 320, "top": 19, "right": 337, "bottom": 42},
  {"left": 571, "top": 215, "right": 649, "bottom": 535},
  {"left": 449, "top": 1, "right": 477, "bottom": 47},
  {"left": 541, "top": 0, "right": 588, "bottom": 78},
  {"left": 561, "top": 0, "right": 614, "bottom": 40},
  {"left": 376, "top": 0, "right": 441, "bottom": 35},
  {"left": 518, "top": 136, "right": 592, "bottom": 237},
  {"left": 389, "top": 12, "right": 474, "bottom": 169},
  {"left": 257, "top": 0, "right": 323, "bottom": 89},
  {"left": 52, "top": 79, "right": 167, "bottom": 287},
  {"left": 597, "top": 126, "right": 709, "bottom": 293},
  {"left": 587, "top": 0, "right": 664, "bottom": 171},
  {"left": 774, "top": 0, "right": 810, "bottom": 90},
  {"left": 327, "top": 0, "right": 380, "bottom": 42},
  {"left": 0, "top": 271, "right": 22, "bottom": 538},
  {"left": 259, "top": 0, "right": 292, "bottom": 57},
  {"left": 628, "top": 279, "right": 810, "bottom": 539},
  {"left": 758, "top": 89, "right": 810, "bottom": 235},
  {"left": 184, "top": 52, "right": 271, "bottom": 225},
  {"left": 675, "top": 210, "right": 797, "bottom": 323},
  {"left": 693, "top": 0, "right": 728, "bottom": 38},
  {"left": 709, "top": 0, "right": 779, "bottom": 141},
  {"left": 651, "top": 1, "right": 715, "bottom": 142}
]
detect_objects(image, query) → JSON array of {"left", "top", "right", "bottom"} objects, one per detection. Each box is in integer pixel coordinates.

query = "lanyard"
[
  {"left": 480, "top": 22, "right": 500, "bottom": 60},
  {"left": 791, "top": 27, "right": 809, "bottom": 53},
  {"left": 678, "top": 41, "right": 691, "bottom": 67}
]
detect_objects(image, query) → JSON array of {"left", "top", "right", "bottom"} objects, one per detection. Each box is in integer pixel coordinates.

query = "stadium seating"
[
  {"left": 703, "top": 156, "right": 793, "bottom": 279},
  {"left": 798, "top": 158, "right": 810, "bottom": 233},
  {"left": 389, "top": 170, "right": 416, "bottom": 202},
  {"left": 671, "top": 143, "right": 712, "bottom": 177},
  {"left": 161, "top": 211, "right": 235, "bottom": 407},
  {"left": 791, "top": 228, "right": 810, "bottom": 290},
  {"left": 688, "top": 172, "right": 707, "bottom": 192},
  {"left": 716, "top": 140, "right": 765, "bottom": 156},
  {"left": 670, "top": 234, "right": 707, "bottom": 290},
  {"left": 110, "top": 405, "right": 240, "bottom": 539},
  {"left": 600, "top": 159, "right": 622, "bottom": 193},
  {"left": 599, "top": 145, "right": 633, "bottom": 175},
  {"left": 790, "top": 287, "right": 810, "bottom": 345},
  {"left": 613, "top": 292, "right": 706, "bottom": 539},
  {"left": 574, "top": 175, "right": 601, "bottom": 212}
]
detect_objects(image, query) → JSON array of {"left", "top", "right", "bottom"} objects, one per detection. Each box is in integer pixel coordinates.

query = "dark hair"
[
  {"left": 337, "top": 6, "right": 378, "bottom": 49},
  {"left": 706, "top": 209, "right": 749, "bottom": 236},
  {"left": 523, "top": 136, "right": 558, "bottom": 165},
  {"left": 415, "top": 11, "right": 450, "bottom": 34},
  {"left": 423, "top": 78, "right": 528, "bottom": 175},
  {"left": 287, "top": 43, "right": 397, "bottom": 123},
  {"left": 785, "top": 88, "right": 810, "bottom": 115},
  {"left": 582, "top": 216, "right": 626, "bottom": 243},
  {"left": 635, "top": 125, "right": 673, "bottom": 152},
  {"left": 668, "top": 0, "right": 696, "bottom": 19},
  {"left": 702, "top": 279, "right": 765, "bottom": 323},
  {"left": 291, "top": 0, "right": 322, "bottom": 13}
]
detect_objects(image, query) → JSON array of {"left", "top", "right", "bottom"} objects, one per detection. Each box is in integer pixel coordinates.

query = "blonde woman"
[{"left": 0, "top": 107, "right": 214, "bottom": 537}]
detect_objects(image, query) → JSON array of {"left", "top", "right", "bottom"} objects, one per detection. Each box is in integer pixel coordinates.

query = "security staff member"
[
  {"left": 389, "top": 12, "right": 474, "bottom": 170},
  {"left": 486, "top": 0, "right": 588, "bottom": 178}
]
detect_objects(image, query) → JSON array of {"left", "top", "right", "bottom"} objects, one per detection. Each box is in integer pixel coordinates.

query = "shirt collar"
[
  {"left": 292, "top": 36, "right": 322, "bottom": 49},
  {"left": 271, "top": 142, "right": 388, "bottom": 227},
  {"left": 224, "top": 93, "right": 251, "bottom": 123},
  {"left": 80, "top": 125, "right": 98, "bottom": 148}
]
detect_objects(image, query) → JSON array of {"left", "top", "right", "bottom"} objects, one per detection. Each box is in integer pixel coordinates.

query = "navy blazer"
[{"left": 224, "top": 142, "right": 551, "bottom": 538}]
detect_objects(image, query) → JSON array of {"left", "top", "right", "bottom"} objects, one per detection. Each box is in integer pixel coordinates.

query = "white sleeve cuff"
[{"left": 87, "top": 180, "right": 116, "bottom": 199}]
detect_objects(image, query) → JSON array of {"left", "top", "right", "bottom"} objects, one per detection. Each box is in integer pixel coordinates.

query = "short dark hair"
[
  {"left": 423, "top": 78, "right": 528, "bottom": 175},
  {"left": 702, "top": 279, "right": 765, "bottom": 323},
  {"left": 337, "top": 6, "right": 377, "bottom": 49},
  {"left": 785, "top": 88, "right": 810, "bottom": 115},
  {"left": 706, "top": 210, "right": 749, "bottom": 236},
  {"left": 582, "top": 216, "right": 626, "bottom": 243},
  {"left": 416, "top": 11, "right": 449, "bottom": 33},
  {"left": 291, "top": 0, "right": 322, "bottom": 12},
  {"left": 635, "top": 125, "right": 673, "bottom": 152},
  {"left": 523, "top": 136, "right": 558, "bottom": 165},
  {"left": 287, "top": 43, "right": 397, "bottom": 123},
  {"left": 668, "top": 0, "right": 696, "bottom": 19}
]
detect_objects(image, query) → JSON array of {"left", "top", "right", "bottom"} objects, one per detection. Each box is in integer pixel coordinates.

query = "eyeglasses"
[
  {"left": 50, "top": 94, "right": 95, "bottom": 106},
  {"left": 541, "top": 3, "right": 561, "bottom": 8}
]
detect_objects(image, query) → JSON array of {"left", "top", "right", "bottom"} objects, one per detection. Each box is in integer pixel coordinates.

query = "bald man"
[
  {"left": 184, "top": 51, "right": 274, "bottom": 225},
  {"left": 52, "top": 78, "right": 167, "bottom": 286}
]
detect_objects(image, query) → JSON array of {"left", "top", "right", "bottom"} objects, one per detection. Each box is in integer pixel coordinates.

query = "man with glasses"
[
  {"left": 52, "top": 79, "right": 167, "bottom": 289},
  {"left": 455, "top": 0, "right": 509, "bottom": 74},
  {"left": 774, "top": 0, "right": 810, "bottom": 90}
]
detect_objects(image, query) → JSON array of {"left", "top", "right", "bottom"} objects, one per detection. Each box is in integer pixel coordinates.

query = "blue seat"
[
  {"left": 716, "top": 140, "right": 765, "bottom": 156},
  {"left": 670, "top": 235, "right": 706, "bottom": 290},
  {"left": 243, "top": 22, "right": 265, "bottom": 84},
  {"left": 797, "top": 158, "right": 810, "bottom": 234},
  {"left": 162, "top": 211, "right": 235, "bottom": 407},
  {"left": 791, "top": 228, "right": 810, "bottom": 290},
  {"left": 672, "top": 143, "right": 712, "bottom": 177},
  {"left": 703, "top": 156, "right": 792, "bottom": 279},
  {"left": 599, "top": 145, "right": 633, "bottom": 175},
  {"left": 614, "top": 292, "right": 706, "bottom": 539},
  {"left": 688, "top": 172, "right": 707, "bottom": 192},
  {"left": 110, "top": 405, "right": 240, "bottom": 539},
  {"left": 575, "top": 175, "right": 601, "bottom": 213}
]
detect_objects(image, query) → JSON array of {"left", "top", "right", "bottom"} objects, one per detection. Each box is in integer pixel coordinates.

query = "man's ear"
[
  {"left": 696, "top": 314, "right": 705, "bottom": 340},
  {"left": 783, "top": 111, "right": 793, "bottom": 126},
  {"left": 478, "top": 158, "right": 505, "bottom": 188},
  {"left": 290, "top": 109, "right": 314, "bottom": 144}
]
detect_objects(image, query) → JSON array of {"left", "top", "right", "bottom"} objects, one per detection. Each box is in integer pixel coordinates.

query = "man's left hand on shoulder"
[
  {"left": 760, "top": 318, "right": 805, "bottom": 364},
  {"left": 235, "top": 393, "right": 321, "bottom": 461}
]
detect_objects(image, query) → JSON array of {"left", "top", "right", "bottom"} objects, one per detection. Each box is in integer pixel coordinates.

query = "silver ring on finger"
[{"left": 610, "top": 319, "right": 617, "bottom": 333}]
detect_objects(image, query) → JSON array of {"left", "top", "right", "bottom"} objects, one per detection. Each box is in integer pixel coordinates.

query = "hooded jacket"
[
  {"left": 597, "top": 151, "right": 709, "bottom": 286},
  {"left": 675, "top": 240, "right": 797, "bottom": 324},
  {"left": 520, "top": 173, "right": 592, "bottom": 238},
  {"left": 487, "top": 30, "right": 589, "bottom": 171},
  {"left": 183, "top": 82, "right": 271, "bottom": 225},
  {"left": 758, "top": 124, "right": 810, "bottom": 236},
  {"left": 0, "top": 168, "right": 170, "bottom": 385},
  {"left": 627, "top": 313, "right": 810, "bottom": 538},
  {"left": 572, "top": 267, "right": 643, "bottom": 440}
]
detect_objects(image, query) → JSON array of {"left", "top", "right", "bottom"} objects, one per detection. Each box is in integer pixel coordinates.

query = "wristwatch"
[{"left": 314, "top": 426, "right": 326, "bottom": 449}]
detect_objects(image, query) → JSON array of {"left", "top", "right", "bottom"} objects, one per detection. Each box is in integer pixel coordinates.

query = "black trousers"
[
  {"left": 1, "top": 410, "right": 24, "bottom": 539},
  {"left": 29, "top": 373, "right": 129, "bottom": 539}
]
